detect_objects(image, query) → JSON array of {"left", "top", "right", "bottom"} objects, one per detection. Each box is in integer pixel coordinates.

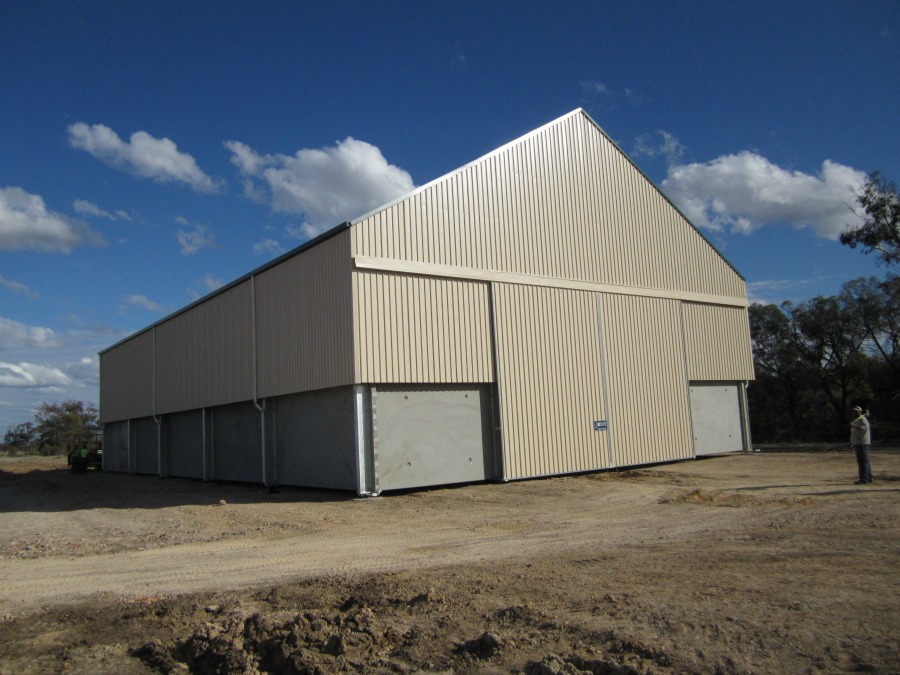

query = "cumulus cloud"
[
  {"left": 0, "top": 361, "right": 71, "bottom": 389},
  {"left": 224, "top": 137, "right": 415, "bottom": 236},
  {"left": 73, "top": 199, "right": 131, "bottom": 221},
  {"left": 662, "top": 152, "right": 866, "bottom": 238},
  {"left": 0, "top": 187, "right": 104, "bottom": 253},
  {"left": 175, "top": 218, "right": 215, "bottom": 255},
  {"left": 68, "top": 122, "right": 223, "bottom": 193},
  {"left": 0, "top": 316, "right": 61, "bottom": 349}
]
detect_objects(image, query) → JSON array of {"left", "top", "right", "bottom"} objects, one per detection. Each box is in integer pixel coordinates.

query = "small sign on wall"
[{"left": 593, "top": 420, "right": 608, "bottom": 431}]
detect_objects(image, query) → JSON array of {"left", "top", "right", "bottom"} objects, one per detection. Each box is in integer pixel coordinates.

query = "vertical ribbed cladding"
[
  {"left": 493, "top": 283, "right": 608, "bottom": 480},
  {"left": 99, "top": 329, "right": 155, "bottom": 423},
  {"left": 352, "top": 271, "right": 493, "bottom": 384},
  {"left": 255, "top": 231, "right": 355, "bottom": 397},
  {"left": 682, "top": 302, "right": 755, "bottom": 381},
  {"left": 352, "top": 110, "right": 745, "bottom": 301},
  {"left": 599, "top": 293, "right": 694, "bottom": 467},
  {"left": 155, "top": 280, "right": 254, "bottom": 414}
]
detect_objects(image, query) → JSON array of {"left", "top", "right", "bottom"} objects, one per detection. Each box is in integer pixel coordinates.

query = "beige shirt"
[{"left": 850, "top": 415, "right": 870, "bottom": 445}]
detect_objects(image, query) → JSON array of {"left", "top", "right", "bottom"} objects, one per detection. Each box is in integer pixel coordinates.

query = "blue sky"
[{"left": 1, "top": 1, "right": 898, "bottom": 431}]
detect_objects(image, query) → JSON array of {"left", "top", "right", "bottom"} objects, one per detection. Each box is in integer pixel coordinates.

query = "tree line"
[
  {"left": 2, "top": 400, "right": 100, "bottom": 456},
  {"left": 748, "top": 276, "right": 898, "bottom": 442}
]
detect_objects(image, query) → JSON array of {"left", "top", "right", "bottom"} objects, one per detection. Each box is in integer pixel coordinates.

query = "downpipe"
[{"left": 253, "top": 398, "right": 267, "bottom": 487}]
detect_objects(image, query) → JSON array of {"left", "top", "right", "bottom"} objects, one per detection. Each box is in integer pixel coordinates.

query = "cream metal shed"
[{"left": 99, "top": 109, "right": 754, "bottom": 495}]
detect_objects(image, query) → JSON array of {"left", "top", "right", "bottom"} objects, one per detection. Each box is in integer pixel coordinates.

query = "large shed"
[{"left": 100, "top": 109, "right": 754, "bottom": 495}]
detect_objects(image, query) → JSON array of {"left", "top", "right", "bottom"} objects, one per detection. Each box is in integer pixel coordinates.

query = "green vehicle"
[{"left": 67, "top": 433, "right": 103, "bottom": 473}]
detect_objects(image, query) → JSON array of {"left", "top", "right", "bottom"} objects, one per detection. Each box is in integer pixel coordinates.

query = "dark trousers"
[{"left": 853, "top": 445, "right": 873, "bottom": 483}]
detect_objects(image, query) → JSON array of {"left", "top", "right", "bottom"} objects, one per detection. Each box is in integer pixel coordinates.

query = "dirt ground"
[{"left": 0, "top": 447, "right": 897, "bottom": 674}]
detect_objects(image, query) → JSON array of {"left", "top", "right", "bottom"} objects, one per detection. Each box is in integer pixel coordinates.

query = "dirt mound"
[{"left": 124, "top": 588, "right": 678, "bottom": 675}]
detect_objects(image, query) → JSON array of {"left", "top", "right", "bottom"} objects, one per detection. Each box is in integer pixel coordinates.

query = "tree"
[
  {"left": 2, "top": 421, "right": 36, "bottom": 455},
  {"left": 840, "top": 276, "right": 900, "bottom": 376},
  {"left": 840, "top": 171, "right": 900, "bottom": 267},
  {"left": 747, "top": 278, "right": 899, "bottom": 443},
  {"left": 787, "top": 296, "right": 870, "bottom": 437},
  {"left": 840, "top": 275, "right": 900, "bottom": 439},
  {"left": 748, "top": 303, "right": 816, "bottom": 440},
  {"left": 1, "top": 401, "right": 101, "bottom": 456}
]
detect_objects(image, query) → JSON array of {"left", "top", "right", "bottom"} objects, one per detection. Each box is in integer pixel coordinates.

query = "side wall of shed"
[
  {"left": 99, "top": 330, "right": 155, "bottom": 423},
  {"left": 99, "top": 231, "right": 355, "bottom": 424}
]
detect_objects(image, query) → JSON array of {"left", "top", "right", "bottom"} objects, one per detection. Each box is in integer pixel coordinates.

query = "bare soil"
[{"left": 0, "top": 447, "right": 897, "bottom": 674}]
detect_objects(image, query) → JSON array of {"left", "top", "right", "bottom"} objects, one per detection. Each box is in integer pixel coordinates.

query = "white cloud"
[
  {"left": 253, "top": 238, "right": 284, "bottom": 256},
  {"left": 122, "top": 295, "right": 165, "bottom": 313},
  {"left": 662, "top": 153, "right": 867, "bottom": 238},
  {"left": 285, "top": 222, "right": 319, "bottom": 241},
  {"left": 0, "top": 187, "right": 104, "bottom": 253},
  {"left": 224, "top": 137, "right": 415, "bottom": 236},
  {"left": 68, "top": 122, "right": 223, "bottom": 193},
  {"left": 176, "top": 220, "right": 215, "bottom": 255},
  {"left": 633, "top": 131, "right": 685, "bottom": 165},
  {"left": 0, "top": 361, "right": 71, "bottom": 389},
  {"left": 203, "top": 273, "right": 224, "bottom": 291},
  {"left": 0, "top": 275, "right": 36, "bottom": 298},
  {"left": 0, "top": 317, "right": 61, "bottom": 349},
  {"left": 0, "top": 322, "right": 125, "bottom": 429},
  {"left": 73, "top": 199, "right": 131, "bottom": 221}
]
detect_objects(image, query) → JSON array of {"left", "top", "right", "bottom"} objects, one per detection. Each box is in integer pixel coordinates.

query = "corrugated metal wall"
[
  {"left": 155, "top": 280, "right": 254, "bottom": 415},
  {"left": 100, "top": 231, "right": 356, "bottom": 423},
  {"left": 493, "top": 283, "right": 608, "bottom": 479},
  {"left": 256, "top": 231, "right": 355, "bottom": 397},
  {"left": 99, "top": 329, "right": 154, "bottom": 423},
  {"left": 351, "top": 110, "right": 745, "bottom": 303},
  {"left": 353, "top": 271, "right": 493, "bottom": 383},
  {"left": 682, "top": 302, "right": 754, "bottom": 381},
  {"left": 599, "top": 293, "right": 694, "bottom": 466}
]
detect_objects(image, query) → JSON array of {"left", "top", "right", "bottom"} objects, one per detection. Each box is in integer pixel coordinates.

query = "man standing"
[{"left": 850, "top": 406, "right": 873, "bottom": 485}]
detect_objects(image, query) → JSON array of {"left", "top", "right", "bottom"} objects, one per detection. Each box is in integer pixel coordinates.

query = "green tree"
[
  {"left": 840, "top": 171, "right": 900, "bottom": 267},
  {"left": 1, "top": 421, "right": 37, "bottom": 455},
  {"left": 32, "top": 401, "right": 100, "bottom": 456},
  {"left": 840, "top": 276, "right": 900, "bottom": 376},
  {"left": 786, "top": 296, "right": 871, "bottom": 438},
  {"left": 748, "top": 303, "right": 815, "bottom": 440},
  {"left": 840, "top": 275, "right": 900, "bottom": 438}
]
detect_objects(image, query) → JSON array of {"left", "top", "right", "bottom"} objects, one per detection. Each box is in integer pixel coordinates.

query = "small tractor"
[{"left": 67, "top": 432, "right": 103, "bottom": 473}]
